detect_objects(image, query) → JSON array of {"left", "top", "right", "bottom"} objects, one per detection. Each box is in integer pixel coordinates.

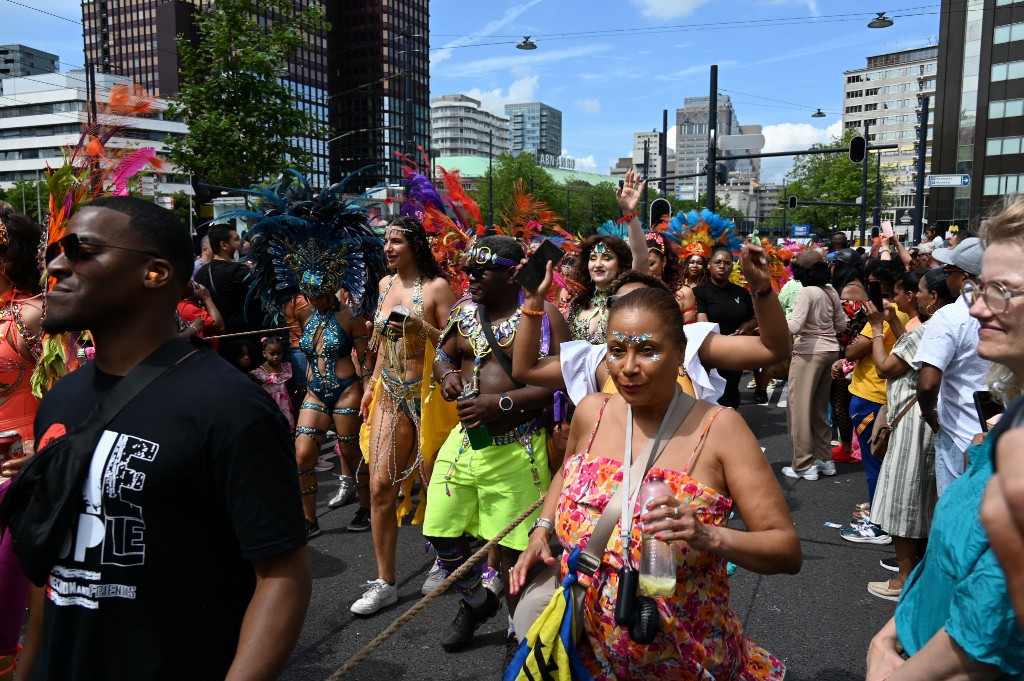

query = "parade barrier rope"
[
  {"left": 203, "top": 326, "right": 297, "bottom": 340},
  {"left": 326, "top": 494, "right": 547, "bottom": 680}
]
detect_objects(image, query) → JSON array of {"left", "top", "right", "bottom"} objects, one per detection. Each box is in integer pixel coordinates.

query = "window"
[
  {"left": 983, "top": 174, "right": 1024, "bottom": 195},
  {"left": 865, "top": 87, "right": 880, "bottom": 96},
  {"left": 992, "top": 61, "right": 1024, "bottom": 81},
  {"left": 986, "top": 136, "right": 1024, "bottom": 155},
  {"left": 846, "top": 90, "right": 863, "bottom": 99},
  {"left": 995, "top": 22, "right": 1024, "bottom": 44},
  {"left": 992, "top": 98, "right": 1024, "bottom": 118}
]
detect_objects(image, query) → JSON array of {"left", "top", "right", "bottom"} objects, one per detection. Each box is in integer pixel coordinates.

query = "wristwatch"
[
  {"left": 528, "top": 517, "right": 555, "bottom": 537},
  {"left": 498, "top": 392, "right": 514, "bottom": 411}
]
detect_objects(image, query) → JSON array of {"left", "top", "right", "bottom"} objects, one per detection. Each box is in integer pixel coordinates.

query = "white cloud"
[
  {"left": 759, "top": 120, "right": 843, "bottom": 183},
  {"left": 562, "top": 152, "right": 598, "bottom": 171},
  {"left": 463, "top": 75, "right": 540, "bottom": 116},
  {"left": 445, "top": 44, "right": 609, "bottom": 78},
  {"left": 431, "top": 0, "right": 544, "bottom": 68},
  {"left": 575, "top": 97, "right": 601, "bottom": 115},
  {"left": 630, "top": 0, "right": 711, "bottom": 19},
  {"left": 762, "top": 0, "right": 820, "bottom": 16}
]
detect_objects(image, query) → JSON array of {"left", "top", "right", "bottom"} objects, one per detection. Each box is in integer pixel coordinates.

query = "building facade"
[
  {"left": 430, "top": 95, "right": 509, "bottom": 158},
  {"left": 675, "top": 95, "right": 761, "bottom": 200},
  {"left": 0, "top": 71, "right": 189, "bottom": 195},
  {"left": 930, "top": 0, "right": 1024, "bottom": 231},
  {"left": 0, "top": 45, "right": 59, "bottom": 84},
  {"left": 505, "top": 102, "right": 562, "bottom": 159},
  {"left": 843, "top": 46, "right": 937, "bottom": 223}
]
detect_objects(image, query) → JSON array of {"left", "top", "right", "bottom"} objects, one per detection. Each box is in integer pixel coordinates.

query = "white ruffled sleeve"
[
  {"left": 560, "top": 340, "right": 606, "bottom": 406},
  {"left": 683, "top": 322, "right": 727, "bottom": 403}
]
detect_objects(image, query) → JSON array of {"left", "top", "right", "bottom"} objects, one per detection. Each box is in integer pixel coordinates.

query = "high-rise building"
[
  {"left": 80, "top": 0, "right": 431, "bottom": 191},
  {"left": 430, "top": 95, "right": 510, "bottom": 158},
  {"left": 0, "top": 45, "right": 59, "bottom": 83},
  {"left": 0, "top": 71, "right": 189, "bottom": 193},
  {"left": 843, "top": 46, "right": 937, "bottom": 223},
  {"left": 675, "top": 95, "right": 761, "bottom": 200},
  {"left": 505, "top": 102, "right": 562, "bottom": 161},
  {"left": 609, "top": 130, "right": 674, "bottom": 183},
  {"left": 930, "top": 0, "right": 1024, "bottom": 231}
]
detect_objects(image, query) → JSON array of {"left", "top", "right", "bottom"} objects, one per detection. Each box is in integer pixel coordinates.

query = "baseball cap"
[{"left": 932, "top": 236, "right": 982, "bottom": 276}]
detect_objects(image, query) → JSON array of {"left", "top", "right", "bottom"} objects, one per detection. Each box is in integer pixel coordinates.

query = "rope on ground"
[
  {"left": 203, "top": 326, "right": 297, "bottom": 340},
  {"left": 325, "top": 494, "right": 547, "bottom": 681}
]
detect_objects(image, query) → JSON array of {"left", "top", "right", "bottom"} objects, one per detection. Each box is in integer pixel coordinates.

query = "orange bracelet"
[
  {"left": 616, "top": 213, "right": 637, "bottom": 225},
  {"left": 520, "top": 305, "right": 545, "bottom": 317}
]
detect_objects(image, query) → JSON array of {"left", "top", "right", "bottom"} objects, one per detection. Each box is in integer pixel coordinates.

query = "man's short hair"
[
  {"left": 474, "top": 234, "right": 524, "bottom": 267},
  {"left": 206, "top": 223, "right": 235, "bottom": 256},
  {"left": 88, "top": 196, "right": 193, "bottom": 287}
]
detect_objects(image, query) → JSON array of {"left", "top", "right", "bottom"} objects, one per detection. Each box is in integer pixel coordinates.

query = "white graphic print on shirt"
[{"left": 49, "top": 429, "right": 159, "bottom": 609}]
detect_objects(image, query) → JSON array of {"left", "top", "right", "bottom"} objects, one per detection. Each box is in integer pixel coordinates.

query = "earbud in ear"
[{"left": 147, "top": 271, "right": 159, "bottom": 281}]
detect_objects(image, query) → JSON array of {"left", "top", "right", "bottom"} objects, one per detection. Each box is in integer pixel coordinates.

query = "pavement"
[{"left": 283, "top": 380, "right": 895, "bottom": 681}]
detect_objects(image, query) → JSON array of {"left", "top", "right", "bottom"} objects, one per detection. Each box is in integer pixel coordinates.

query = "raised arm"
[
  {"left": 511, "top": 260, "right": 569, "bottom": 391},
  {"left": 615, "top": 169, "right": 649, "bottom": 273},
  {"left": 867, "top": 302, "right": 910, "bottom": 379}
]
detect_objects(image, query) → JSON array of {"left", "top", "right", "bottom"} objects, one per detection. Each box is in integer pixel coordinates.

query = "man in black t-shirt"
[
  {"left": 694, "top": 246, "right": 757, "bottom": 407},
  {"left": 24, "top": 197, "right": 309, "bottom": 681},
  {"left": 194, "top": 223, "right": 252, "bottom": 334}
]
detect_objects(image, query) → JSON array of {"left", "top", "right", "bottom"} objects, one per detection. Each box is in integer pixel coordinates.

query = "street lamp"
[
  {"left": 516, "top": 36, "right": 537, "bottom": 50},
  {"left": 868, "top": 12, "right": 893, "bottom": 28},
  {"left": 812, "top": 109, "right": 827, "bottom": 118}
]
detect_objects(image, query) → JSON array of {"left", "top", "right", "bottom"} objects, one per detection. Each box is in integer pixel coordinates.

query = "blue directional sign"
[
  {"left": 927, "top": 174, "right": 971, "bottom": 188},
  {"left": 791, "top": 224, "right": 811, "bottom": 237}
]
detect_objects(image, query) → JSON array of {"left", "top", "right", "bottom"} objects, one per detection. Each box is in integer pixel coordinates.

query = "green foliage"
[
  {"left": 1, "top": 179, "right": 47, "bottom": 223},
  {"left": 770, "top": 128, "right": 895, "bottom": 237},
  {"left": 167, "top": 190, "right": 199, "bottom": 230},
  {"left": 165, "top": 0, "right": 328, "bottom": 190}
]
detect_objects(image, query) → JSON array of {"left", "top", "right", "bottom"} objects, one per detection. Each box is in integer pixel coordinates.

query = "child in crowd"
[{"left": 250, "top": 335, "right": 295, "bottom": 432}]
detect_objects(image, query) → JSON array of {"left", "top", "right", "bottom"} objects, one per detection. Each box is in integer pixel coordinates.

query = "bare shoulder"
[
  {"left": 424, "top": 276, "right": 450, "bottom": 294},
  {"left": 17, "top": 297, "right": 43, "bottom": 333}
]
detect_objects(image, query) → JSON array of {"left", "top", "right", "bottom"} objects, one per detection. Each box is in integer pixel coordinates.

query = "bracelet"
[
  {"left": 752, "top": 286, "right": 774, "bottom": 298},
  {"left": 528, "top": 517, "right": 555, "bottom": 537},
  {"left": 519, "top": 305, "right": 545, "bottom": 317},
  {"left": 441, "top": 368, "right": 460, "bottom": 382},
  {"left": 616, "top": 213, "right": 637, "bottom": 225},
  {"left": 872, "top": 333, "right": 884, "bottom": 339}
]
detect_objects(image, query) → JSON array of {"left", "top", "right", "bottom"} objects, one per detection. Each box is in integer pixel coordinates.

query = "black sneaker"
[
  {"left": 880, "top": 556, "right": 899, "bottom": 573},
  {"left": 754, "top": 389, "right": 770, "bottom": 405},
  {"left": 306, "top": 519, "right": 321, "bottom": 539},
  {"left": 440, "top": 589, "right": 500, "bottom": 651},
  {"left": 347, "top": 507, "right": 371, "bottom": 532}
]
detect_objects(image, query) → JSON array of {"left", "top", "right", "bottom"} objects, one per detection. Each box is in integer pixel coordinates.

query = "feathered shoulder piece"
[{"left": 239, "top": 170, "right": 385, "bottom": 319}]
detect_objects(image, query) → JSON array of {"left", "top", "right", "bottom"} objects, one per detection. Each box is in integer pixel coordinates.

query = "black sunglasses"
[
  {"left": 464, "top": 265, "right": 509, "bottom": 279},
  {"left": 45, "top": 233, "right": 160, "bottom": 266}
]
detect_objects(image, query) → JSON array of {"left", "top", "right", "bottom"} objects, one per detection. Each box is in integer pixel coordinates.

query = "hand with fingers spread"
[{"left": 616, "top": 169, "right": 647, "bottom": 216}]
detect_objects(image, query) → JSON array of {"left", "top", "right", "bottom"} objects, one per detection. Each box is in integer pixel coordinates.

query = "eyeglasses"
[
  {"left": 45, "top": 233, "right": 160, "bottom": 266},
  {"left": 962, "top": 280, "right": 1024, "bottom": 315},
  {"left": 463, "top": 265, "right": 509, "bottom": 280}
]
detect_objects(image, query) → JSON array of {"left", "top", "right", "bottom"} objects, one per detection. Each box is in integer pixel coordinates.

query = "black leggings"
[{"left": 830, "top": 377, "right": 853, "bottom": 444}]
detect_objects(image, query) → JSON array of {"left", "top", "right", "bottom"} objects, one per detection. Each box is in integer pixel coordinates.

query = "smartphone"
[
  {"left": 868, "top": 280, "right": 885, "bottom": 312},
  {"left": 514, "top": 239, "right": 564, "bottom": 293},
  {"left": 871, "top": 226, "right": 880, "bottom": 239},
  {"left": 974, "top": 390, "right": 1004, "bottom": 433},
  {"left": 881, "top": 221, "right": 894, "bottom": 238},
  {"left": 387, "top": 304, "right": 411, "bottom": 325}
]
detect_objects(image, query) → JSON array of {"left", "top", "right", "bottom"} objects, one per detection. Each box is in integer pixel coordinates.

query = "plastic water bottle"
[{"left": 638, "top": 476, "right": 677, "bottom": 597}]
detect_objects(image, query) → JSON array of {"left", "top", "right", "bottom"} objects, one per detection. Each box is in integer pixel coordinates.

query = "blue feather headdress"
[
  {"left": 655, "top": 208, "right": 742, "bottom": 257},
  {"left": 231, "top": 170, "right": 385, "bottom": 319}
]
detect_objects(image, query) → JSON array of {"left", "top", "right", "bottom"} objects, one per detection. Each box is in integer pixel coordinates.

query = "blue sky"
[{"left": 6, "top": 0, "right": 940, "bottom": 182}]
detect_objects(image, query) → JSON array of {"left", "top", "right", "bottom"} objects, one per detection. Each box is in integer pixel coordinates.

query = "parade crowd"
[{"left": 0, "top": 164, "right": 1023, "bottom": 681}]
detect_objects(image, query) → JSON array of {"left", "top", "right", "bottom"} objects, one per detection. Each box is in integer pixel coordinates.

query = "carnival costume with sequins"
[
  {"left": 0, "top": 294, "right": 43, "bottom": 442},
  {"left": 240, "top": 171, "right": 385, "bottom": 493},
  {"left": 568, "top": 288, "right": 609, "bottom": 344}
]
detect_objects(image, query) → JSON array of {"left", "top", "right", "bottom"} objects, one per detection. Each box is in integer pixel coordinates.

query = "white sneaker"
[
  {"left": 483, "top": 569, "right": 505, "bottom": 598},
  {"left": 327, "top": 475, "right": 355, "bottom": 508},
  {"left": 421, "top": 562, "right": 447, "bottom": 595},
  {"left": 350, "top": 579, "right": 398, "bottom": 615},
  {"left": 814, "top": 459, "right": 837, "bottom": 476},
  {"left": 781, "top": 465, "right": 819, "bottom": 481}
]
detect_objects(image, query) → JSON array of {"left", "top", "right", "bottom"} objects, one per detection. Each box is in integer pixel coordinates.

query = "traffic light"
[
  {"left": 715, "top": 162, "right": 729, "bottom": 185},
  {"left": 788, "top": 196, "right": 798, "bottom": 210},
  {"left": 849, "top": 135, "right": 867, "bottom": 163},
  {"left": 649, "top": 198, "right": 671, "bottom": 227}
]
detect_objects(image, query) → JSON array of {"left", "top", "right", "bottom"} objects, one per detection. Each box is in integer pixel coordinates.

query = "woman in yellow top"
[{"left": 841, "top": 265, "right": 911, "bottom": 544}]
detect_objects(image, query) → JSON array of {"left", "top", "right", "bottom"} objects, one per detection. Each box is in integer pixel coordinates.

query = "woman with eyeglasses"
[
  {"left": 867, "top": 197, "right": 1024, "bottom": 681},
  {"left": 566, "top": 171, "right": 648, "bottom": 344},
  {"left": 0, "top": 205, "right": 46, "bottom": 681},
  {"left": 694, "top": 246, "right": 757, "bottom": 408}
]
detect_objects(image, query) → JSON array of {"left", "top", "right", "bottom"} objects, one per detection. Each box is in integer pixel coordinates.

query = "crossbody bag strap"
[
  {"left": 477, "top": 304, "right": 526, "bottom": 389},
  {"left": 577, "top": 391, "right": 697, "bottom": 577},
  {"left": 888, "top": 396, "right": 919, "bottom": 429}
]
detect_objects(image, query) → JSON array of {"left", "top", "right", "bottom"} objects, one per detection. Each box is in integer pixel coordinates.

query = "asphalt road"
[{"left": 282, "top": 380, "right": 893, "bottom": 681}]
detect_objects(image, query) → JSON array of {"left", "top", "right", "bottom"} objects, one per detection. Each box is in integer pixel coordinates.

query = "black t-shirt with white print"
[{"left": 30, "top": 348, "right": 306, "bottom": 681}]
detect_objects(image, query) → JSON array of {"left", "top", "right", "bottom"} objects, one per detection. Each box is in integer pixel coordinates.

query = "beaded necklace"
[
  {"left": 454, "top": 300, "right": 522, "bottom": 394},
  {"left": 570, "top": 287, "right": 608, "bottom": 344}
]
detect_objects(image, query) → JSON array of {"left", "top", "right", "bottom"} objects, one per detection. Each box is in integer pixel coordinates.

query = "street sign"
[
  {"left": 927, "top": 174, "right": 971, "bottom": 187},
  {"left": 791, "top": 224, "right": 811, "bottom": 237},
  {"left": 718, "top": 134, "right": 765, "bottom": 151},
  {"left": 140, "top": 176, "right": 156, "bottom": 197}
]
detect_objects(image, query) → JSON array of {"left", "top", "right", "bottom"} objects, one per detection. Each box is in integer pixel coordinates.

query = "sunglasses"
[
  {"left": 463, "top": 265, "right": 509, "bottom": 280},
  {"left": 45, "top": 233, "right": 160, "bottom": 266}
]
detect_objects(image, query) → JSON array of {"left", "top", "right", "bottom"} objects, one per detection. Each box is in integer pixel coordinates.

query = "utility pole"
[
  {"left": 860, "top": 120, "right": 870, "bottom": 245},
  {"left": 487, "top": 128, "right": 493, "bottom": 227},
  {"left": 402, "top": 32, "right": 414, "bottom": 171},
  {"left": 706, "top": 65, "right": 718, "bottom": 211},
  {"left": 913, "top": 96, "right": 930, "bottom": 244},
  {"left": 874, "top": 152, "right": 882, "bottom": 229},
  {"left": 660, "top": 109, "right": 668, "bottom": 197},
  {"left": 566, "top": 184, "right": 571, "bottom": 232},
  {"left": 642, "top": 138, "right": 650, "bottom": 227}
]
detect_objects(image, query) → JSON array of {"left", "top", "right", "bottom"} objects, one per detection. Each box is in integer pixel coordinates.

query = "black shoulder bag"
[
  {"left": 0, "top": 338, "right": 195, "bottom": 586},
  {"left": 477, "top": 304, "right": 525, "bottom": 388}
]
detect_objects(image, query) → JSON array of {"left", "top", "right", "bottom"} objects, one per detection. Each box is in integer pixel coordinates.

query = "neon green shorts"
[{"left": 423, "top": 424, "right": 551, "bottom": 551}]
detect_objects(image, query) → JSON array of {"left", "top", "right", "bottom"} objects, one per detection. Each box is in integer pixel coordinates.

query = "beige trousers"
[{"left": 787, "top": 351, "right": 840, "bottom": 472}]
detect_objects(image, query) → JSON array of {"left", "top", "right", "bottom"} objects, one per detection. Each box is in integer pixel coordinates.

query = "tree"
[
  {"left": 0, "top": 179, "right": 47, "bottom": 223},
  {"left": 770, "top": 128, "right": 895, "bottom": 238},
  {"left": 165, "top": 0, "right": 328, "bottom": 190}
]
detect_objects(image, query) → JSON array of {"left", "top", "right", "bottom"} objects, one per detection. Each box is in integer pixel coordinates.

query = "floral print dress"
[
  {"left": 556, "top": 403, "right": 785, "bottom": 680},
  {"left": 250, "top": 362, "right": 295, "bottom": 432}
]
